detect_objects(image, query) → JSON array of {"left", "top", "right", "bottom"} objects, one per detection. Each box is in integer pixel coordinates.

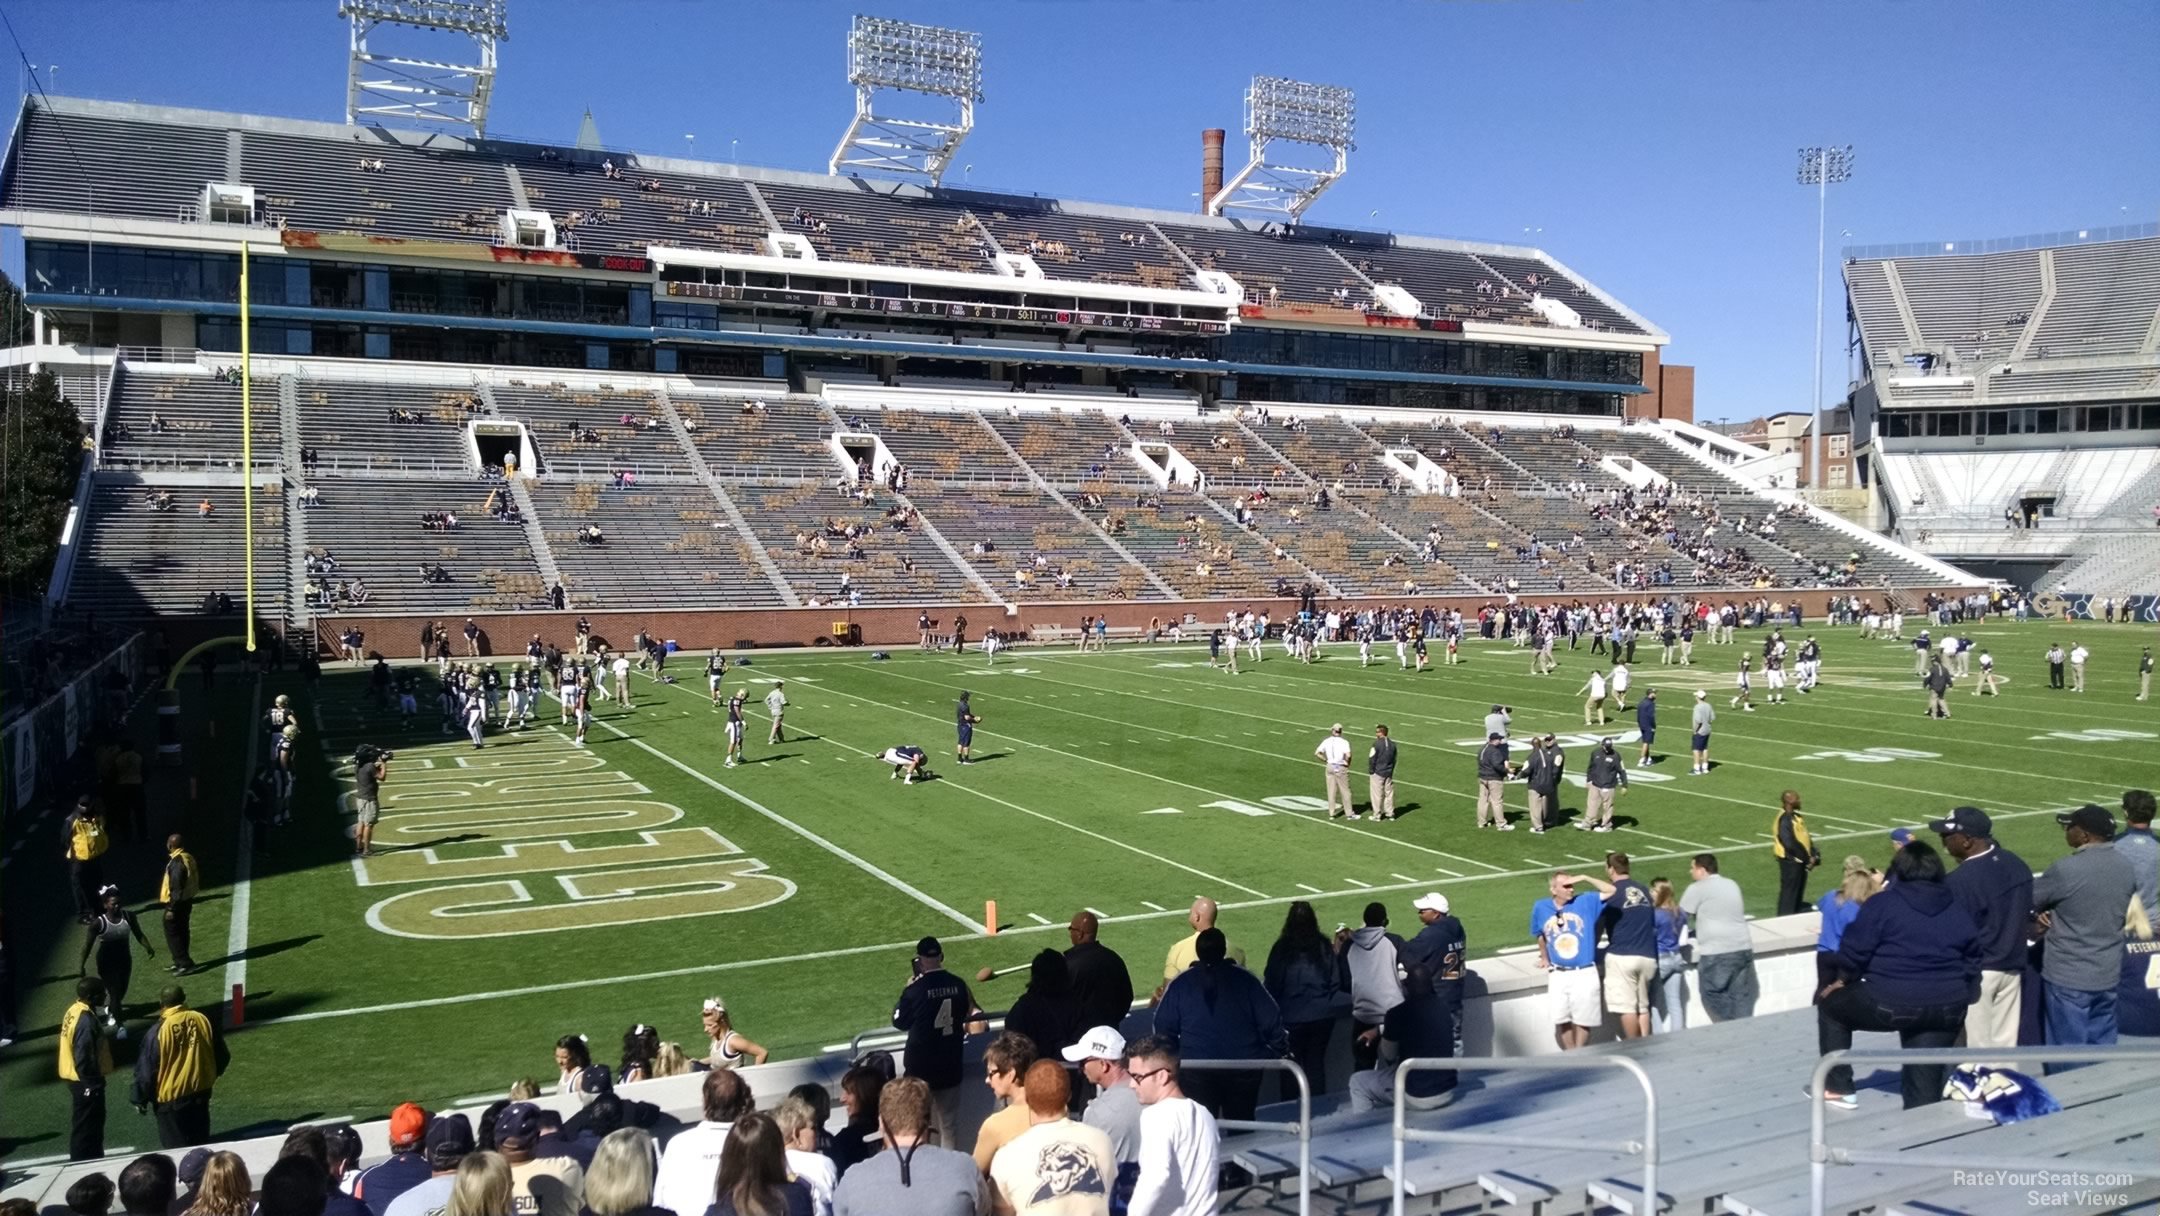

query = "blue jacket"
[
  {"left": 1636, "top": 698, "right": 1657, "bottom": 734},
  {"left": 1815, "top": 890, "right": 1864, "bottom": 954},
  {"left": 1154, "top": 961, "right": 1288, "bottom": 1062},
  {"left": 1835, "top": 879, "right": 1981, "bottom": 1006}
]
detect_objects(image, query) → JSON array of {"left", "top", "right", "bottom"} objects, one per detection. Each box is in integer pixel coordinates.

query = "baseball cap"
[
  {"left": 177, "top": 1149, "right": 213, "bottom": 1186},
  {"left": 1693, "top": 690, "right": 1707, "bottom": 700},
  {"left": 1889, "top": 827, "right": 1916, "bottom": 847},
  {"left": 577, "top": 1065, "right": 614, "bottom": 1101},
  {"left": 1927, "top": 807, "right": 1993, "bottom": 838},
  {"left": 2057, "top": 805, "right": 2116, "bottom": 839},
  {"left": 424, "top": 1113, "right": 475, "bottom": 1168},
  {"left": 916, "top": 936, "right": 943, "bottom": 958},
  {"left": 1331, "top": 723, "right": 1344, "bottom": 734},
  {"left": 494, "top": 1102, "right": 543, "bottom": 1148},
  {"left": 1412, "top": 892, "right": 1451, "bottom": 915},
  {"left": 388, "top": 1102, "right": 430, "bottom": 1149},
  {"left": 1488, "top": 731, "right": 1504, "bottom": 741},
  {"left": 1061, "top": 1025, "right": 1128, "bottom": 1063}
]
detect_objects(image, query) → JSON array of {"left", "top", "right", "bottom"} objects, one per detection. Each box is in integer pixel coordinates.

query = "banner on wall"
[
  {"left": 2054, "top": 593, "right": 2159, "bottom": 623},
  {"left": 1, "top": 633, "right": 142, "bottom": 823}
]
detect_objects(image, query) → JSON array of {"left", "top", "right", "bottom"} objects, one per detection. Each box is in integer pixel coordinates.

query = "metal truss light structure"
[
  {"left": 341, "top": 0, "right": 509, "bottom": 137},
  {"left": 829, "top": 14, "right": 983, "bottom": 186},
  {"left": 1798, "top": 144, "right": 1854, "bottom": 494},
  {"left": 1208, "top": 75, "right": 1356, "bottom": 222}
]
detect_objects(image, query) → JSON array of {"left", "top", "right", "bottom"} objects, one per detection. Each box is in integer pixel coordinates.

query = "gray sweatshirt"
[
  {"left": 1337, "top": 925, "right": 1405, "bottom": 1022},
  {"left": 2033, "top": 842, "right": 2139, "bottom": 992}
]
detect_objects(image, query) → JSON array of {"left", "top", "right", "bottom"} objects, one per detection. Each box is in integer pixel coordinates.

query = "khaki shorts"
[
  {"left": 1549, "top": 966, "right": 1603, "bottom": 1026},
  {"left": 1604, "top": 953, "right": 1656, "bottom": 1014},
  {"left": 354, "top": 797, "right": 380, "bottom": 826}
]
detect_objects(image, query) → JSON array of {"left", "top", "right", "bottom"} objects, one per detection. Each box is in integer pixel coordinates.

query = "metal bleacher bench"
[{"left": 1027, "top": 623, "right": 1148, "bottom": 645}]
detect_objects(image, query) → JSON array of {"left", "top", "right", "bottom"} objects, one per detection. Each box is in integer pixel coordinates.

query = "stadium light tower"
[
  {"left": 340, "top": 0, "right": 509, "bottom": 137},
  {"left": 828, "top": 15, "right": 983, "bottom": 186},
  {"left": 1798, "top": 144, "right": 1854, "bottom": 495},
  {"left": 1208, "top": 75, "right": 1356, "bottom": 223}
]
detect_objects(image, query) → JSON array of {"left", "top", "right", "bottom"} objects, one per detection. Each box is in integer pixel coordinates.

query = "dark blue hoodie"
[
  {"left": 1835, "top": 879, "right": 1981, "bottom": 1006},
  {"left": 1154, "top": 961, "right": 1287, "bottom": 1062}
]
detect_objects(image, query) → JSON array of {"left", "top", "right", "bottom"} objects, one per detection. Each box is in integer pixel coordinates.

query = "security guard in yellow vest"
[
  {"left": 59, "top": 976, "right": 114, "bottom": 1160},
  {"left": 161, "top": 836, "right": 201, "bottom": 974},
  {"left": 133, "top": 986, "right": 229, "bottom": 1148},
  {"left": 64, "top": 795, "right": 110, "bottom": 924}
]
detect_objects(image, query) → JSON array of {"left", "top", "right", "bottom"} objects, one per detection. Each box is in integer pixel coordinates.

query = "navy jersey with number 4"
[{"left": 893, "top": 968, "right": 976, "bottom": 1089}]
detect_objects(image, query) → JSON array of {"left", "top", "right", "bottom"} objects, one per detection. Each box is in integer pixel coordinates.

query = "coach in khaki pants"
[
  {"left": 1318, "top": 724, "right": 1357, "bottom": 819},
  {"left": 1931, "top": 806, "right": 2033, "bottom": 1058},
  {"left": 1367, "top": 725, "right": 1398, "bottom": 821},
  {"left": 1475, "top": 732, "right": 1518, "bottom": 830}
]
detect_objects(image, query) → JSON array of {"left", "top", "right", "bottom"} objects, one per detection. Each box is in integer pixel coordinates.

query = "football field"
[{"left": 4, "top": 618, "right": 2156, "bottom": 1160}]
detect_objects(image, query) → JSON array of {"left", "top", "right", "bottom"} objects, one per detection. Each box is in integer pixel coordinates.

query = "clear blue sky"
[{"left": 6, "top": 0, "right": 2157, "bottom": 420}]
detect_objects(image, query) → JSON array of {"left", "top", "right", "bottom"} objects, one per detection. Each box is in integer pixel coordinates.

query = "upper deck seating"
[
  {"left": 759, "top": 182, "right": 993, "bottom": 275},
  {"left": 1155, "top": 223, "right": 1367, "bottom": 307},
  {"left": 102, "top": 370, "right": 279, "bottom": 468},
  {"left": 491, "top": 383, "right": 693, "bottom": 477}
]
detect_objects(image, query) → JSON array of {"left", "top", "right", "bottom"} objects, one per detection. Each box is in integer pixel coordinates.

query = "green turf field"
[{"left": 4, "top": 617, "right": 2156, "bottom": 1161}]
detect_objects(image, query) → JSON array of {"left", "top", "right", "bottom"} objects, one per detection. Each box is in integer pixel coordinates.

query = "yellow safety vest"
[
  {"left": 58, "top": 1000, "right": 113, "bottom": 1083},
  {"left": 162, "top": 849, "right": 201, "bottom": 904},
  {"left": 151, "top": 1007, "right": 219, "bottom": 1103},
  {"left": 68, "top": 814, "right": 109, "bottom": 863}
]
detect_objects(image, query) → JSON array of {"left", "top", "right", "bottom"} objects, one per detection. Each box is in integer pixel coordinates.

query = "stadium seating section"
[{"left": 3, "top": 100, "right": 1652, "bottom": 336}]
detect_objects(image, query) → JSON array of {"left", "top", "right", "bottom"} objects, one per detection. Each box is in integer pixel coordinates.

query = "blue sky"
[{"left": 6, "top": 0, "right": 2157, "bottom": 420}]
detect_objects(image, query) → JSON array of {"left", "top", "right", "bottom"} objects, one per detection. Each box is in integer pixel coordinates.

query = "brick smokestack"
[{"left": 1201, "top": 128, "right": 1225, "bottom": 210}]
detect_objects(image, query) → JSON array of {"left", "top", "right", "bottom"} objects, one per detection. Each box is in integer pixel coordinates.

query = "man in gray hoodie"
[{"left": 1334, "top": 901, "right": 1405, "bottom": 1073}]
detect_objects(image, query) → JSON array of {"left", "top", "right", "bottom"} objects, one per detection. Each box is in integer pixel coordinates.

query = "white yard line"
[
  {"left": 223, "top": 679, "right": 268, "bottom": 1001},
  {"left": 594, "top": 719, "right": 988, "bottom": 935}
]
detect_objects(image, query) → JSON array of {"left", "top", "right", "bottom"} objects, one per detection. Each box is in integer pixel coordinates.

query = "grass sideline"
[{"left": 2, "top": 618, "right": 2155, "bottom": 1159}]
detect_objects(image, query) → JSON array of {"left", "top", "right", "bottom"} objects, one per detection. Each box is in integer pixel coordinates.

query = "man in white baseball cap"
[
  {"left": 1061, "top": 1026, "right": 1140, "bottom": 1194},
  {"left": 1401, "top": 893, "right": 1468, "bottom": 1052}
]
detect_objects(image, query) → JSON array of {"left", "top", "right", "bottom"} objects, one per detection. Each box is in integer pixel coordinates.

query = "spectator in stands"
[
  {"left": 2033, "top": 805, "right": 2140, "bottom": 1056},
  {"left": 1335, "top": 901, "right": 1405, "bottom": 1073},
  {"left": 492, "top": 1103, "right": 583, "bottom": 1216},
  {"left": 987, "top": 1061, "right": 1115, "bottom": 1216},
  {"left": 1060, "top": 911, "right": 1133, "bottom": 1035},
  {"left": 831, "top": 1077, "right": 986, "bottom": 1216},
  {"left": 1649, "top": 878, "right": 1688, "bottom": 1033},
  {"left": 770, "top": 1098, "right": 836, "bottom": 1216},
  {"left": 1263, "top": 901, "right": 1339, "bottom": 1093},
  {"left": 1150, "top": 928, "right": 1284, "bottom": 1123},
  {"left": 1680, "top": 854, "right": 1758, "bottom": 1021},
  {"left": 384, "top": 1114, "right": 477, "bottom": 1216},
  {"left": 1814, "top": 857, "right": 1880, "bottom": 999},
  {"left": 1002, "top": 950, "right": 1077, "bottom": 1064},
  {"left": 827, "top": 1066, "right": 885, "bottom": 1177},
  {"left": 118, "top": 1153, "right": 176, "bottom": 1216},
  {"left": 2120, "top": 790, "right": 2158, "bottom": 923},
  {"left": 971, "top": 1031, "right": 1039, "bottom": 1173},
  {"left": 655, "top": 1073, "right": 755, "bottom": 1216},
  {"left": 1062, "top": 1027, "right": 1139, "bottom": 1204},
  {"left": 357, "top": 1104, "right": 434, "bottom": 1212},
  {"left": 445, "top": 1152, "right": 512, "bottom": 1216},
  {"left": 257, "top": 1156, "right": 333, "bottom": 1216},
  {"left": 185, "top": 1153, "right": 253, "bottom": 1216},
  {"left": 196, "top": 498, "right": 215, "bottom": 519},
  {"left": 63, "top": 1173, "right": 115, "bottom": 1216},
  {"left": 1123, "top": 1036, "right": 1216, "bottom": 1216},
  {"left": 1930, "top": 808, "right": 2032, "bottom": 1056},
  {"left": 1345, "top": 960, "right": 1458, "bottom": 1112},
  {"left": 581, "top": 1129, "right": 662, "bottom": 1216},
  {"left": 1816, "top": 840, "right": 1979, "bottom": 1109}
]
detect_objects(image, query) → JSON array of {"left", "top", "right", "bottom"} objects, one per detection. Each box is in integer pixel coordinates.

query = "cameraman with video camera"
[
  {"left": 352, "top": 744, "right": 392, "bottom": 858},
  {"left": 892, "top": 937, "right": 987, "bottom": 1147}
]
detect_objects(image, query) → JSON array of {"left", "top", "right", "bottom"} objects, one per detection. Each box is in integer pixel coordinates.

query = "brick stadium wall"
[{"left": 297, "top": 585, "right": 1984, "bottom": 658}]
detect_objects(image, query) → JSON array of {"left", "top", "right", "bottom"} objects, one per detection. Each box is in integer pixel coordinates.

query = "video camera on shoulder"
[{"left": 353, "top": 743, "right": 393, "bottom": 767}]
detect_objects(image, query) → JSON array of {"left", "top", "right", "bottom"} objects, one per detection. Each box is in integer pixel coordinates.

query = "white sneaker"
[
  {"left": 1496, "top": 822, "right": 1516, "bottom": 831},
  {"left": 1595, "top": 825, "right": 1613, "bottom": 833}
]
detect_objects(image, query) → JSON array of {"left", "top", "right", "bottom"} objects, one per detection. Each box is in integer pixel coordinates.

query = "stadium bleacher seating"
[
  {"left": 1087, "top": 490, "right": 1303, "bottom": 599},
  {"left": 1474, "top": 251, "right": 1646, "bottom": 333},
  {"left": 980, "top": 408, "right": 1156, "bottom": 487},
  {"left": 683, "top": 395, "right": 843, "bottom": 481},
  {"left": 241, "top": 129, "right": 513, "bottom": 242},
  {"left": 491, "top": 382, "right": 693, "bottom": 477},
  {"left": 1154, "top": 222, "right": 1369, "bottom": 307},
  {"left": 731, "top": 482, "right": 984, "bottom": 604},
  {"left": 905, "top": 484, "right": 1146, "bottom": 600},
  {"left": 305, "top": 476, "right": 546, "bottom": 613},
  {"left": 530, "top": 479, "right": 779, "bottom": 609},
  {"left": 861, "top": 407, "right": 1023, "bottom": 480},
  {"left": 1257, "top": 415, "right": 1399, "bottom": 489},
  {"left": 102, "top": 369, "right": 279, "bottom": 468},
  {"left": 294, "top": 377, "right": 480, "bottom": 471},
  {"left": 758, "top": 181, "right": 993, "bottom": 275},
  {"left": 971, "top": 200, "right": 1189, "bottom": 288},
  {"left": 2, "top": 108, "right": 227, "bottom": 222},
  {"left": 2031, "top": 236, "right": 2160, "bottom": 357},
  {"left": 72, "top": 483, "right": 287, "bottom": 618},
  {"left": 516, "top": 155, "right": 769, "bottom": 256}
]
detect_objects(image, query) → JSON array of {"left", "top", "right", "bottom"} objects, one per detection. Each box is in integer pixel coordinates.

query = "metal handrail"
[
  {"left": 1391, "top": 1054, "right": 1657, "bottom": 1216},
  {"left": 1181, "top": 1057, "right": 1313, "bottom": 1216},
  {"left": 1807, "top": 1044, "right": 2160, "bottom": 1216}
]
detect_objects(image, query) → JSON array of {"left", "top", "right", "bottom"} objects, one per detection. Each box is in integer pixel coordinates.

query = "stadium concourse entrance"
[{"left": 471, "top": 423, "right": 529, "bottom": 474}]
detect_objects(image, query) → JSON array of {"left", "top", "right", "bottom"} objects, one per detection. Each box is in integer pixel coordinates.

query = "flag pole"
[{"left": 239, "top": 241, "right": 257, "bottom": 652}]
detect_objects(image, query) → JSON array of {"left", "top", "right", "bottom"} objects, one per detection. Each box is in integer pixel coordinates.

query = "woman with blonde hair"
[
  {"left": 184, "top": 1153, "right": 252, "bottom": 1216},
  {"left": 582, "top": 1128, "right": 662, "bottom": 1216},
  {"left": 446, "top": 1151, "right": 513, "bottom": 1216},
  {"left": 650, "top": 1042, "right": 692, "bottom": 1079},
  {"left": 772, "top": 1096, "right": 836, "bottom": 1216},
  {"left": 1814, "top": 855, "right": 1882, "bottom": 999},
  {"left": 508, "top": 1078, "right": 540, "bottom": 1101},
  {"left": 1648, "top": 878, "right": 1689, "bottom": 1034},
  {"left": 699, "top": 997, "right": 768, "bottom": 1069}
]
